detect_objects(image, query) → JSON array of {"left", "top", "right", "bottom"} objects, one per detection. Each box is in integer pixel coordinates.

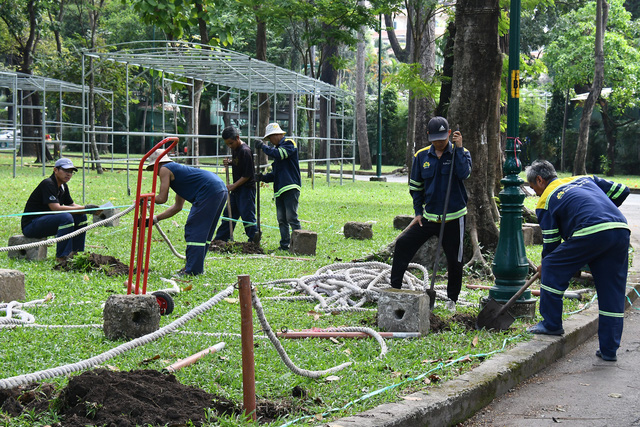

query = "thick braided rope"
[
  {"left": 0, "top": 205, "right": 135, "bottom": 253},
  {"left": 263, "top": 261, "right": 473, "bottom": 311},
  {"left": 324, "top": 327, "right": 388, "bottom": 358},
  {"left": 0, "top": 285, "right": 234, "bottom": 390},
  {"left": 251, "top": 286, "right": 352, "bottom": 378},
  {"left": 154, "top": 223, "right": 187, "bottom": 260}
]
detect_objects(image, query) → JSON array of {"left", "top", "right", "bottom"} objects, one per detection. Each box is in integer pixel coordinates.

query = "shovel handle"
[{"left": 496, "top": 271, "right": 541, "bottom": 317}]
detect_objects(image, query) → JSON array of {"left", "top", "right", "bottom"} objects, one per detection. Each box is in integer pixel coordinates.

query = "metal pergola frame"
[
  {"left": 82, "top": 40, "right": 356, "bottom": 194},
  {"left": 0, "top": 70, "right": 114, "bottom": 179}
]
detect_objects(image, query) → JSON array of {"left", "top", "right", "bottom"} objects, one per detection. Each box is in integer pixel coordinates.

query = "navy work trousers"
[{"left": 23, "top": 213, "right": 88, "bottom": 258}]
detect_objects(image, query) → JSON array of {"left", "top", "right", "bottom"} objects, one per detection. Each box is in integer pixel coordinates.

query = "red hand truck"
[{"left": 126, "top": 137, "right": 179, "bottom": 315}]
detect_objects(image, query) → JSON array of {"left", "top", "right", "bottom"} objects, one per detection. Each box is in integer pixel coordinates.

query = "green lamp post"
[{"left": 489, "top": 0, "right": 535, "bottom": 316}]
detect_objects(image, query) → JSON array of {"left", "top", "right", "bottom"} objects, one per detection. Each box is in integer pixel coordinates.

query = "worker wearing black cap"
[
  {"left": 390, "top": 117, "right": 472, "bottom": 312},
  {"left": 22, "top": 158, "right": 99, "bottom": 263}
]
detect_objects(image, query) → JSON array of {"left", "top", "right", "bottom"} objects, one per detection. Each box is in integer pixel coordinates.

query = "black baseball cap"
[{"left": 427, "top": 116, "right": 450, "bottom": 141}]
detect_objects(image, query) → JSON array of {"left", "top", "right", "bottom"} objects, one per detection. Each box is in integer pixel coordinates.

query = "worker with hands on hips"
[
  {"left": 389, "top": 116, "right": 472, "bottom": 312},
  {"left": 525, "top": 160, "right": 630, "bottom": 362},
  {"left": 22, "top": 158, "right": 101, "bottom": 263},
  {"left": 146, "top": 150, "right": 227, "bottom": 276}
]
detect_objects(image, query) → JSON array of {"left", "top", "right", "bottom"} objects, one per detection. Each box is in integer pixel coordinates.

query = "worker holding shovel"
[
  {"left": 213, "top": 126, "right": 258, "bottom": 243},
  {"left": 525, "top": 160, "right": 630, "bottom": 362},
  {"left": 389, "top": 117, "right": 472, "bottom": 312}
]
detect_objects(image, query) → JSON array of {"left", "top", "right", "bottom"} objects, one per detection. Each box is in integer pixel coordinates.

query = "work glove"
[
  {"left": 84, "top": 204, "right": 100, "bottom": 210},
  {"left": 255, "top": 173, "right": 264, "bottom": 182},
  {"left": 137, "top": 215, "right": 158, "bottom": 228},
  {"left": 254, "top": 140, "right": 264, "bottom": 151}
]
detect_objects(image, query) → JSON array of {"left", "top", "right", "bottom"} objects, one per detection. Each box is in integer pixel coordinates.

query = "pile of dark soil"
[
  {"left": 210, "top": 239, "right": 264, "bottom": 254},
  {"left": 0, "top": 369, "right": 304, "bottom": 426},
  {"left": 430, "top": 312, "right": 477, "bottom": 332},
  {"left": 54, "top": 253, "right": 129, "bottom": 276}
]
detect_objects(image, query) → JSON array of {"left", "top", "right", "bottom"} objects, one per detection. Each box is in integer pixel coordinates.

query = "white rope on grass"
[
  {"left": 262, "top": 261, "right": 473, "bottom": 313},
  {"left": 251, "top": 286, "right": 353, "bottom": 379},
  {"left": 0, "top": 285, "right": 234, "bottom": 390}
]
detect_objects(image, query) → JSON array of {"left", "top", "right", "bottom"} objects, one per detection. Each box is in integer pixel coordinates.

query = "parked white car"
[{"left": 0, "top": 129, "right": 21, "bottom": 148}]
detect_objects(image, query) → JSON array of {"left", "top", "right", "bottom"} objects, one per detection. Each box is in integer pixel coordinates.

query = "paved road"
[{"left": 461, "top": 193, "right": 640, "bottom": 427}]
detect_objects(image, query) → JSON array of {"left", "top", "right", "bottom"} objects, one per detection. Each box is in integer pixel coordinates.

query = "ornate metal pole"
[{"left": 489, "top": 0, "right": 535, "bottom": 318}]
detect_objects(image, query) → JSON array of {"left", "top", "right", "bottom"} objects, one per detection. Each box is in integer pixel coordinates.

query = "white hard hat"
[{"left": 263, "top": 123, "right": 285, "bottom": 140}]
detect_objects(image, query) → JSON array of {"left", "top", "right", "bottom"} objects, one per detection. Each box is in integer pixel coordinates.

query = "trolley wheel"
[{"left": 152, "top": 291, "right": 174, "bottom": 316}]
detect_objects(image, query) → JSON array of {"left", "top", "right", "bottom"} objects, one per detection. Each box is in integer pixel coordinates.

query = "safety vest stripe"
[
  {"left": 186, "top": 242, "right": 207, "bottom": 247},
  {"left": 279, "top": 147, "right": 288, "bottom": 159},
  {"left": 612, "top": 185, "right": 626, "bottom": 200},
  {"left": 274, "top": 184, "right": 301, "bottom": 198},
  {"left": 58, "top": 223, "right": 74, "bottom": 231},
  {"left": 542, "top": 228, "right": 559, "bottom": 235},
  {"left": 599, "top": 309, "right": 624, "bottom": 318},
  {"left": 78, "top": 220, "right": 88, "bottom": 227},
  {"left": 540, "top": 284, "right": 564, "bottom": 295},
  {"left": 409, "top": 184, "right": 423, "bottom": 192},
  {"left": 543, "top": 237, "right": 561, "bottom": 244},
  {"left": 572, "top": 222, "right": 629, "bottom": 238},
  {"left": 423, "top": 207, "right": 467, "bottom": 222},
  {"left": 409, "top": 179, "right": 422, "bottom": 186}
]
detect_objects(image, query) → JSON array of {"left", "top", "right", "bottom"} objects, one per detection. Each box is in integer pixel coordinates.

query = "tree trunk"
[
  {"left": 448, "top": 0, "right": 503, "bottom": 264},
  {"left": 573, "top": 0, "right": 608, "bottom": 175},
  {"left": 435, "top": 22, "right": 456, "bottom": 117},
  {"left": 599, "top": 99, "right": 617, "bottom": 176},
  {"left": 414, "top": 14, "right": 437, "bottom": 151},
  {"left": 356, "top": 26, "right": 372, "bottom": 170}
]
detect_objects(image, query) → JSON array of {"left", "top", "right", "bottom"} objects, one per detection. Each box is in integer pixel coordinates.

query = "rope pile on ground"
[{"left": 261, "top": 261, "right": 474, "bottom": 312}]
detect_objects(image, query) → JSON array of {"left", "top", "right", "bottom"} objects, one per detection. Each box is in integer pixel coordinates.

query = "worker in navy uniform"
[
  {"left": 22, "top": 158, "right": 98, "bottom": 263},
  {"left": 255, "top": 122, "right": 301, "bottom": 251},
  {"left": 390, "top": 116, "right": 472, "bottom": 312},
  {"left": 526, "top": 160, "right": 630, "bottom": 362},
  {"left": 214, "top": 126, "right": 257, "bottom": 242},
  {"left": 147, "top": 150, "right": 227, "bottom": 276}
]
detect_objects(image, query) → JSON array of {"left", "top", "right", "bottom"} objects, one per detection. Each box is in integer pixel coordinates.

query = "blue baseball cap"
[{"left": 54, "top": 158, "right": 78, "bottom": 172}]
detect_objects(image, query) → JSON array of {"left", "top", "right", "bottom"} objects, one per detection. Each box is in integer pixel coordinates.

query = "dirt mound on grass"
[
  {"left": 210, "top": 239, "right": 264, "bottom": 254},
  {"left": 430, "top": 312, "right": 477, "bottom": 332},
  {"left": 54, "top": 252, "right": 129, "bottom": 276},
  {"left": 0, "top": 369, "right": 305, "bottom": 426}
]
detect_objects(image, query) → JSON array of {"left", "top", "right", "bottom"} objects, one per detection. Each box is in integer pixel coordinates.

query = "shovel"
[
  {"left": 476, "top": 271, "right": 541, "bottom": 331},
  {"left": 252, "top": 141, "right": 262, "bottom": 245},
  {"left": 426, "top": 142, "right": 456, "bottom": 310},
  {"left": 225, "top": 164, "right": 234, "bottom": 241}
]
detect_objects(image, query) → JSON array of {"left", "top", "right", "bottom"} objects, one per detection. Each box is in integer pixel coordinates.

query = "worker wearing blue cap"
[{"left": 22, "top": 158, "right": 100, "bottom": 263}]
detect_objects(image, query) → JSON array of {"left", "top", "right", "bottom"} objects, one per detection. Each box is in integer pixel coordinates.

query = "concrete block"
[
  {"left": 0, "top": 269, "right": 26, "bottom": 302},
  {"left": 103, "top": 294, "right": 160, "bottom": 341},
  {"left": 523, "top": 223, "right": 543, "bottom": 245},
  {"left": 290, "top": 229, "right": 317, "bottom": 256},
  {"left": 93, "top": 207, "right": 121, "bottom": 227},
  {"left": 7, "top": 235, "right": 48, "bottom": 261},
  {"left": 393, "top": 215, "right": 413, "bottom": 231},
  {"left": 377, "top": 288, "right": 429, "bottom": 335},
  {"left": 522, "top": 226, "right": 534, "bottom": 246},
  {"left": 369, "top": 176, "right": 387, "bottom": 182},
  {"left": 344, "top": 222, "right": 373, "bottom": 240}
]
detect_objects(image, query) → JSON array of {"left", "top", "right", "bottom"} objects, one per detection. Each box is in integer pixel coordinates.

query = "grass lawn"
[{"left": 0, "top": 155, "right": 599, "bottom": 426}]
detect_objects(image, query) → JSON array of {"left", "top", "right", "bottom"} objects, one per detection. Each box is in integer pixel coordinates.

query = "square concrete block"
[
  {"left": 393, "top": 215, "right": 413, "bottom": 231},
  {"left": 7, "top": 235, "right": 48, "bottom": 261},
  {"left": 344, "top": 222, "right": 373, "bottom": 240},
  {"left": 93, "top": 207, "right": 121, "bottom": 227},
  {"left": 377, "top": 288, "right": 429, "bottom": 335},
  {"left": 0, "top": 269, "right": 26, "bottom": 302},
  {"left": 103, "top": 294, "right": 160, "bottom": 341},
  {"left": 523, "top": 223, "right": 543, "bottom": 245},
  {"left": 290, "top": 229, "right": 317, "bottom": 255}
]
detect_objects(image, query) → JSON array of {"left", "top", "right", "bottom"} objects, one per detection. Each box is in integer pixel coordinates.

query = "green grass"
[{"left": 0, "top": 156, "right": 595, "bottom": 426}]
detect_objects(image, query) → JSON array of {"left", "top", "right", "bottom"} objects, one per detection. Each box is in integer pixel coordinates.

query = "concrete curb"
[{"left": 327, "top": 271, "right": 640, "bottom": 427}]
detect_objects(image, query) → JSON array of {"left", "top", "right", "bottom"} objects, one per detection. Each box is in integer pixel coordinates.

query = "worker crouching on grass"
[
  {"left": 22, "top": 158, "right": 100, "bottom": 263},
  {"left": 389, "top": 117, "right": 472, "bottom": 312},
  {"left": 525, "top": 160, "right": 630, "bottom": 362},
  {"left": 255, "top": 122, "right": 301, "bottom": 251},
  {"left": 146, "top": 150, "right": 227, "bottom": 276}
]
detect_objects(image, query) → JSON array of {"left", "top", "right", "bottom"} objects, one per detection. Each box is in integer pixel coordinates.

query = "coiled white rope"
[
  {"left": 0, "top": 205, "right": 136, "bottom": 253},
  {"left": 0, "top": 285, "right": 234, "bottom": 390},
  {"left": 251, "top": 286, "right": 354, "bottom": 378},
  {"left": 262, "top": 261, "right": 473, "bottom": 312}
]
